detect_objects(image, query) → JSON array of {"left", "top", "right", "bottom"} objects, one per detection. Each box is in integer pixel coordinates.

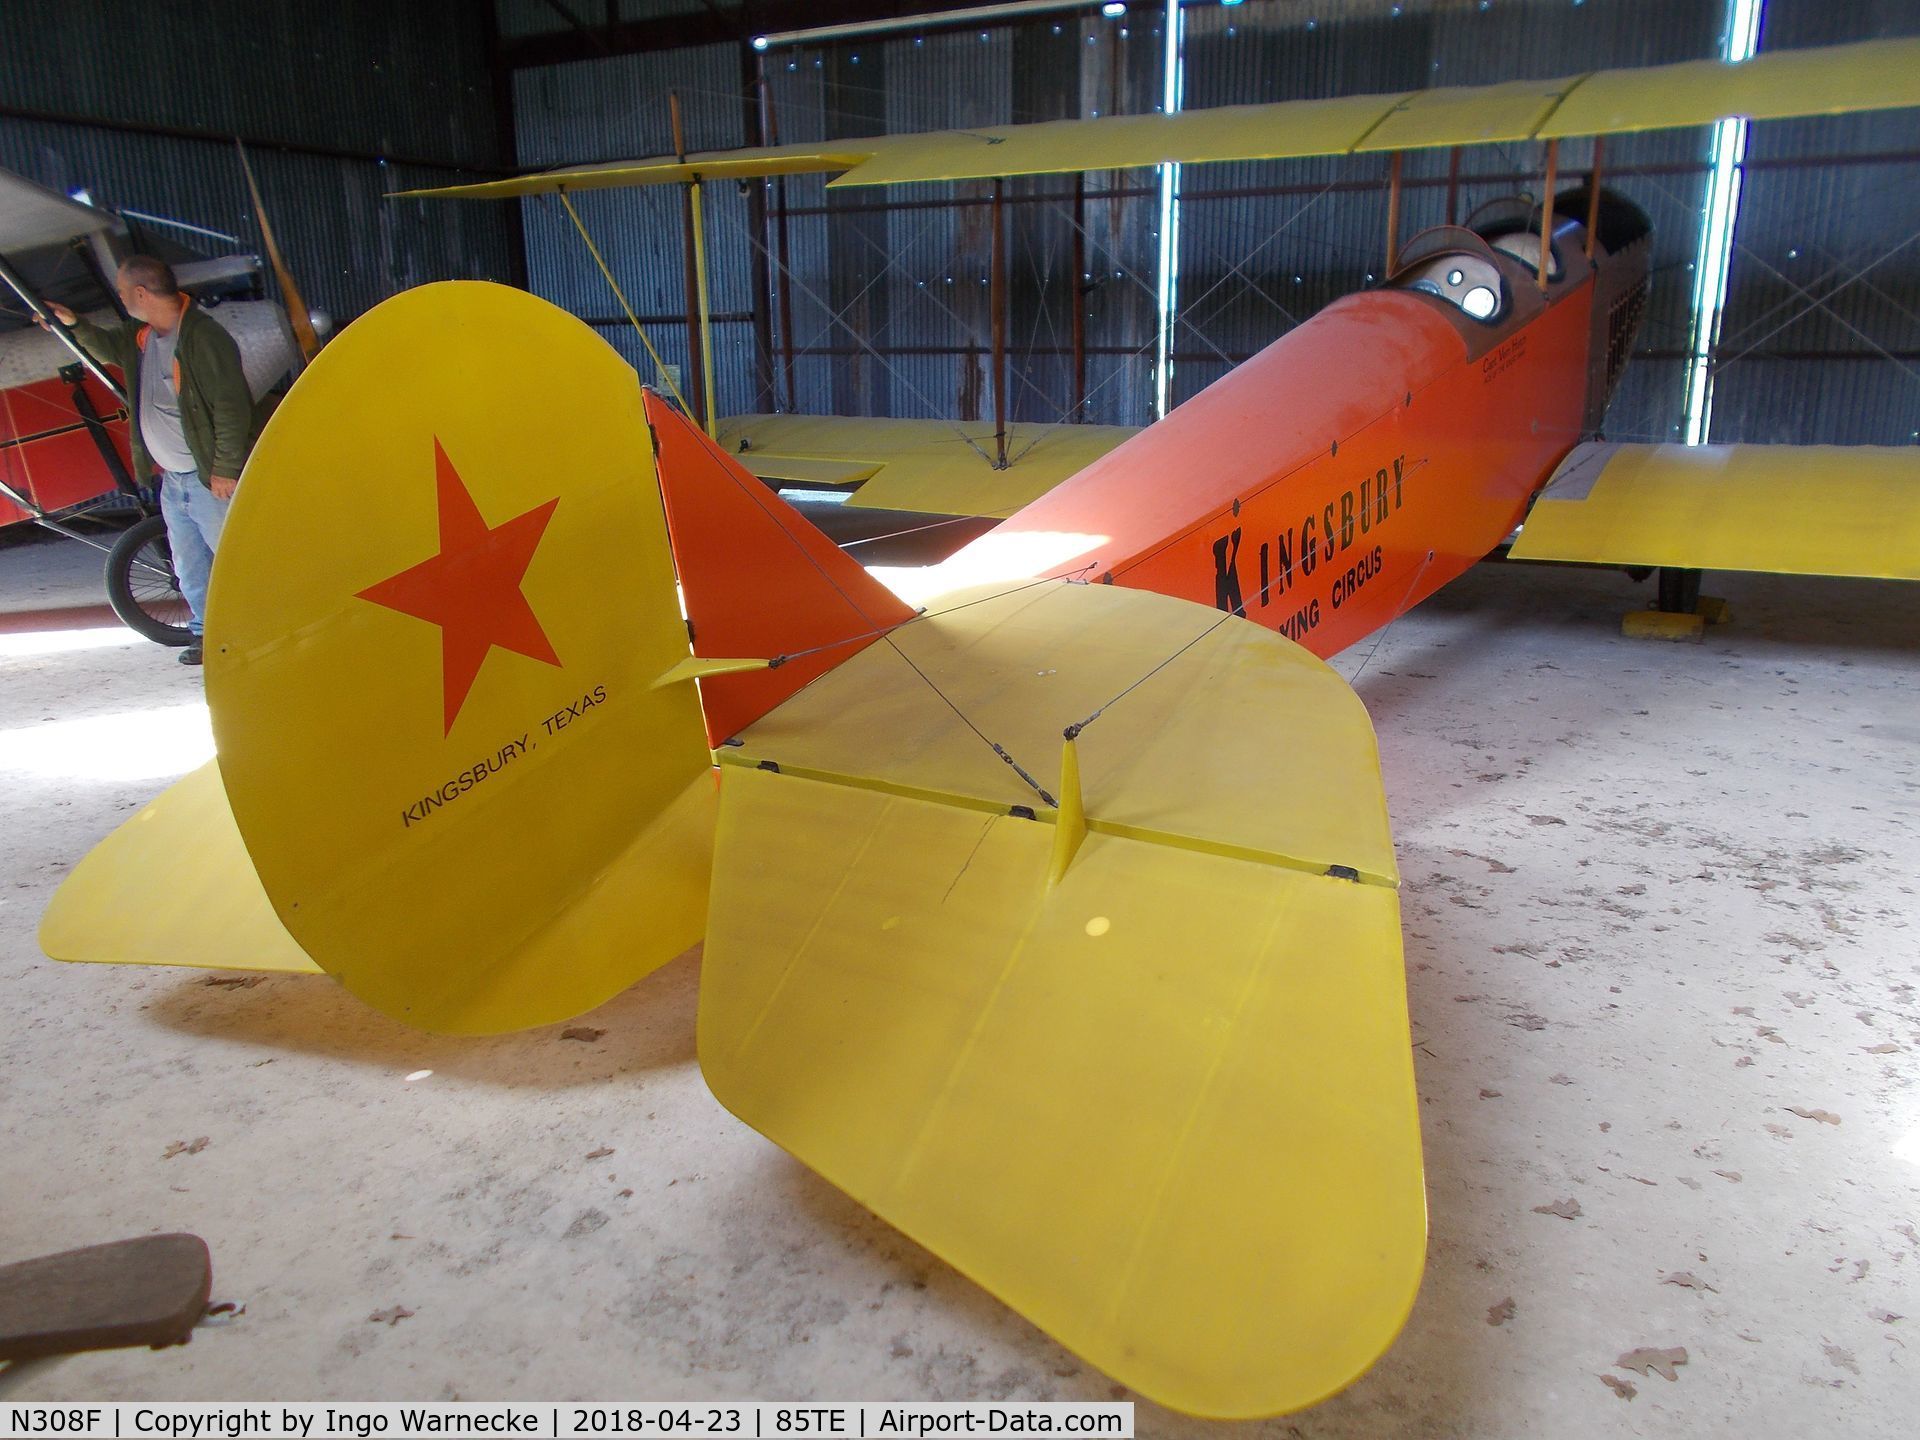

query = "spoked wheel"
[{"left": 104, "top": 514, "right": 195, "bottom": 647}]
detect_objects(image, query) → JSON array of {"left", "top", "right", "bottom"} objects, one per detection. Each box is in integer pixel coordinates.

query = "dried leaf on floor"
[
  {"left": 560, "top": 1026, "right": 606, "bottom": 1042},
  {"left": 1662, "top": 1272, "right": 1717, "bottom": 1293},
  {"left": 203, "top": 975, "right": 265, "bottom": 988},
  {"left": 1870, "top": 1310, "right": 1903, "bottom": 1324},
  {"left": 1448, "top": 849, "right": 1516, "bottom": 874},
  {"left": 162, "top": 1137, "right": 210, "bottom": 1159},
  {"left": 368, "top": 1306, "right": 415, "bottom": 1326},
  {"left": 586, "top": 1146, "right": 614, "bottom": 1160},
  {"left": 1533, "top": 1198, "right": 1582, "bottom": 1220},
  {"left": 1735, "top": 1056, "right": 1755, "bottom": 1067},
  {"left": 1526, "top": 814, "right": 1567, "bottom": 826},
  {"left": 1487, "top": 1297, "right": 1516, "bottom": 1326},
  {"left": 1600, "top": 1375, "right": 1636, "bottom": 1400},
  {"left": 1479, "top": 1088, "right": 1503, "bottom": 1099},
  {"left": 1823, "top": 1344, "right": 1858, "bottom": 1375},
  {"left": 1616, "top": 1346, "right": 1687, "bottom": 1381},
  {"left": 1786, "top": 1106, "right": 1841, "bottom": 1126},
  {"left": 1713, "top": 1170, "right": 1743, "bottom": 1182},
  {"left": 1863, "top": 1043, "right": 1902, "bottom": 1054},
  {"left": 1505, "top": 1012, "right": 1549, "bottom": 1031},
  {"left": 1549, "top": 1073, "right": 1574, "bottom": 1085}
]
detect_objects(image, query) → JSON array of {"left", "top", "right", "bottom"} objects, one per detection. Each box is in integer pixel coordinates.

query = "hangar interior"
[{"left": 1, "top": 0, "right": 1916, "bottom": 1435}]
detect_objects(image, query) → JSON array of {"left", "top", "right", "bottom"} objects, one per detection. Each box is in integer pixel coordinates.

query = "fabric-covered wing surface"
[
  {"left": 393, "top": 38, "right": 1920, "bottom": 200},
  {"left": 1510, "top": 442, "right": 1920, "bottom": 580},
  {"left": 39, "top": 761, "right": 320, "bottom": 975}
]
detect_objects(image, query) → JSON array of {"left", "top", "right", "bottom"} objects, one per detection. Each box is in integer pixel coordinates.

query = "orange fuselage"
[{"left": 948, "top": 263, "right": 1596, "bottom": 659}]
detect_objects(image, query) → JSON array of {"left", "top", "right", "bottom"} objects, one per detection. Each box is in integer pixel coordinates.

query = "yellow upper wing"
[{"left": 395, "top": 37, "right": 1920, "bottom": 200}]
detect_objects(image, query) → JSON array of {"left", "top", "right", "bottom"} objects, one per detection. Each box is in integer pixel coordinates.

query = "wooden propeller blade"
[{"left": 236, "top": 139, "right": 321, "bottom": 362}]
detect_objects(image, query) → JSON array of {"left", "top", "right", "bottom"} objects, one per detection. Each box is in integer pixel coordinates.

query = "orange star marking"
[{"left": 358, "top": 438, "right": 561, "bottom": 734}]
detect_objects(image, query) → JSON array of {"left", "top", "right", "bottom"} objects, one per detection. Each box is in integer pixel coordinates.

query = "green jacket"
[{"left": 71, "top": 299, "right": 260, "bottom": 488}]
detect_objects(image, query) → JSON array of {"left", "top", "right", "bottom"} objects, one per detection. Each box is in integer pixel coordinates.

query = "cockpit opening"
[{"left": 1393, "top": 240, "right": 1508, "bottom": 323}]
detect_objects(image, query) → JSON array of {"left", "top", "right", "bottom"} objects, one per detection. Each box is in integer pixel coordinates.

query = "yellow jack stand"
[{"left": 1622, "top": 609, "right": 1705, "bottom": 642}]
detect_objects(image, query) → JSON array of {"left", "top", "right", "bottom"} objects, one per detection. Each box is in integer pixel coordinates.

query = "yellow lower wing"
[
  {"left": 699, "top": 582, "right": 1422, "bottom": 1419},
  {"left": 1512, "top": 441, "right": 1920, "bottom": 578},
  {"left": 716, "top": 413, "right": 1139, "bottom": 518},
  {"left": 40, "top": 761, "right": 319, "bottom": 975}
]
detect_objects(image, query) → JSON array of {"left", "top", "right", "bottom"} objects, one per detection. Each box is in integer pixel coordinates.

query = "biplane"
[
  {"left": 0, "top": 159, "right": 313, "bottom": 642},
  {"left": 37, "top": 32, "right": 1920, "bottom": 1420}
]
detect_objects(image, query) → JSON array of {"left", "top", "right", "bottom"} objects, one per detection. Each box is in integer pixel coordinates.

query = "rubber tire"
[{"left": 104, "top": 513, "right": 195, "bottom": 647}]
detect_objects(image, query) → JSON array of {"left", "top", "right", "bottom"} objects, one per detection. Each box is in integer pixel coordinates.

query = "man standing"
[{"left": 42, "top": 255, "right": 257, "bottom": 664}]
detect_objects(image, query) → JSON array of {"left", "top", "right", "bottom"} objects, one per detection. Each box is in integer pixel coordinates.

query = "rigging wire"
[
  {"left": 714, "top": 200, "right": 1002, "bottom": 465},
  {"left": 670, "top": 412, "right": 1066, "bottom": 806},
  {"left": 555, "top": 190, "right": 693, "bottom": 416}
]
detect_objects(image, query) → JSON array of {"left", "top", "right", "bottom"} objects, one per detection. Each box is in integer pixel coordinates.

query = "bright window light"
[
  {"left": 0, "top": 702, "right": 213, "bottom": 782},
  {"left": 1682, "top": 0, "right": 1764, "bottom": 446},
  {"left": 1153, "top": 0, "right": 1184, "bottom": 420},
  {"left": 0, "top": 625, "right": 144, "bottom": 660},
  {"left": 1896, "top": 1122, "right": 1920, "bottom": 1168},
  {"left": 869, "top": 530, "right": 1113, "bottom": 605}
]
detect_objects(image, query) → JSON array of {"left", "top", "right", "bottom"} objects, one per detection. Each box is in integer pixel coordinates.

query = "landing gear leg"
[
  {"left": 1624, "top": 567, "right": 1726, "bottom": 641},
  {"left": 1655, "top": 566, "right": 1701, "bottom": 614}
]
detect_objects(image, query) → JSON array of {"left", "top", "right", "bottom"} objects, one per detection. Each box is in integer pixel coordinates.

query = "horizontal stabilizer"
[
  {"left": 699, "top": 582, "right": 1419, "bottom": 1417},
  {"left": 1511, "top": 441, "right": 1920, "bottom": 579},
  {"left": 40, "top": 761, "right": 319, "bottom": 976}
]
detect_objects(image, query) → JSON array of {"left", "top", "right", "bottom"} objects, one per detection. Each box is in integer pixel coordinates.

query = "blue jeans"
[{"left": 158, "top": 470, "right": 230, "bottom": 637}]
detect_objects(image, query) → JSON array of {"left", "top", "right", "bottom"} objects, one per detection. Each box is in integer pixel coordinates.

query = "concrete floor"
[{"left": 1, "top": 521, "right": 1915, "bottom": 1435}]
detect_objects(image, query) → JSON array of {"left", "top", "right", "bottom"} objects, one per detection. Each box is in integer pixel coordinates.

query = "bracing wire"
[{"left": 556, "top": 190, "right": 693, "bottom": 416}]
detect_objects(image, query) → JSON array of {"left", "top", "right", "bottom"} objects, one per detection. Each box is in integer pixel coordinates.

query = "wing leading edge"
[{"left": 393, "top": 37, "right": 1920, "bottom": 200}]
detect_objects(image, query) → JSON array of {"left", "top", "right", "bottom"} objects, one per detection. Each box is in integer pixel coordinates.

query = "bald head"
[
  {"left": 119, "top": 255, "right": 177, "bottom": 296},
  {"left": 116, "top": 254, "right": 185, "bottom": 328}
]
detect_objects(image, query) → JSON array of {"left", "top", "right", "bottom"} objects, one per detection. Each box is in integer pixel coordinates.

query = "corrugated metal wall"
[
  {"left": 503, "top": 0, "right": 1920, "bottom": 445},
  {"left": 1707, "top": 0, "right": 1920, "bottom": 444},
  {"left": 0, "top": 0, "right": 515, "bottom": 328},
  {"left": 513, "top": 40, "right": 761, "bottom": 411},
  {"left": 512, "top": 13, "right": 1167, "bottom": 425},
  {"left": 760, "top": 16, "right": 1166, "bottom": 426}
]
